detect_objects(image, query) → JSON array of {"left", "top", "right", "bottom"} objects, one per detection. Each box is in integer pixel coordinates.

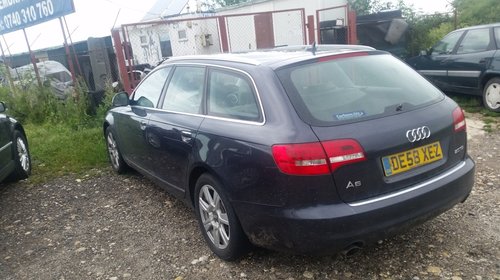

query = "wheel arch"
[
  {"left": 13, "top": 123, "right": 27, "bottom": 139},
  {"left": 188, "top": 165, "right": 228, "bottom": 208},
  {"left": 103, "top": 121, "right": 110, "bottom": 137},
  {"left": 481, "top": 72, "right": 500, "bottom": 90},
  {"left": 103, "top": 113, "right": 115, "bottom": 137}
]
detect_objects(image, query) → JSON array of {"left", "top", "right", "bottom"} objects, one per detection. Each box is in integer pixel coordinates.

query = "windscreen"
[{"left": 277, "top": 53, "right": 443, "bottom": 126}]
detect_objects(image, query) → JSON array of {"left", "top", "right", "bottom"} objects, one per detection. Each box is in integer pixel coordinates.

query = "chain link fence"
[
  {"left": 316, "top": 5, "right": 350, "bottom": 44},
  {"left": 115, "top": 9, "right": 307, "bottom": 92}
]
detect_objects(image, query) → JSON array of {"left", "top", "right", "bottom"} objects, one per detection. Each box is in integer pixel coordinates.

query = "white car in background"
[{"left": 12, "top": 60, "right": 74, "bottom": 100}]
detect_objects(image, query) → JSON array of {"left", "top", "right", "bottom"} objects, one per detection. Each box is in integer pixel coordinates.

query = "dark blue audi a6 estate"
[{"left": 103, "top": 45, "right": 475, "bottom": 260}]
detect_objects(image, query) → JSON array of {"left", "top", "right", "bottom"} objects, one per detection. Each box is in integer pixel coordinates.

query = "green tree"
[
  {"left": 405, "top": 14, "right": 453, "bottom": 56},
  {"left": 348, "top": 0, "right": 374, "bottom": 15},
  {"left": 348, "top": 0, "right": 395, "bottom": 15},
  {"left": 214, "top": 0, "right": 248, "bottom": 7},
  {"left": 197, "top": 0, "right": 248, "bottom": 11},
  {"left": 453, "top": 0, "right": 500, "bottom": 26}
]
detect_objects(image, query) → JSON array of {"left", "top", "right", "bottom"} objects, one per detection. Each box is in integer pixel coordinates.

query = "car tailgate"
[{"left": 310, "top": 100, "right": 467, "bottom": 203}]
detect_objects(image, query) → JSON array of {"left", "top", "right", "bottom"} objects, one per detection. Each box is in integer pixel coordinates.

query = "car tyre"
[
  {"left": 105, "top": 127, "right": 128, "bottom": 174},
  {"left": 483, "top": 78, "right": 500, "bottom": 112},
  {"left": 194, "top": 174, "right": 251, "bottom": 261},
  {"left": 7, "top": 130, "right": 31, "bottom": 182}
]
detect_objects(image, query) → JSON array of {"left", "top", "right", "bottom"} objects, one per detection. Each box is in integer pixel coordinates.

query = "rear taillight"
[
  {"left": 272, "top": 139, "right": 366, "bottom": 176},
  {"left": 322, "top": 139, "right": 366, "bottom": 172},
  {"left": 271, "top": 142, "right": 329, "bottom": 175},
  {"left": 452, "top": 107, "right": 466, "bottom": 132}
]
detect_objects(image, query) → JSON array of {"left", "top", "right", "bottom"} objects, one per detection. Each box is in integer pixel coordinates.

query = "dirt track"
[{"left": 0, "top": 113, "right": 499, "bottom": 280}]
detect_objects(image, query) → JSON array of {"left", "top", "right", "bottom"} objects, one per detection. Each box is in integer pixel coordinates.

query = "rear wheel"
[
  {"left": 7, "top": 130, "right": 31, "bottom": 182},
  {"left": 194, "top": 174, "right": 250, "bottom": 261},
  {"left": 105, "top": 127, "right": 128, "bottom": 173},
  {"left": 483, "top": 78, "right": 500, "bottom": 112}
]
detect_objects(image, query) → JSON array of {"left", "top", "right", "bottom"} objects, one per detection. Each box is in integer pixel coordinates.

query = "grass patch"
[
  {"left": 25, "top": 123, "right": 108, "bottom": 184},
  {"left": 0, "top": 82, "right": 114, "bottom": 184},
  {"left": 449, "top": 94, "right": 499, "bottom": 117}
]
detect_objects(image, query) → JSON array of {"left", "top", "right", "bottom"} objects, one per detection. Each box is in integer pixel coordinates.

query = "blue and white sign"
[{"left": 0, "top": 0, "right": 75, "bottom": 35}]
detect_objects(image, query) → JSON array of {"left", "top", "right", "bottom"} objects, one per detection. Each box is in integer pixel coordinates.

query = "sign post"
[
  {"left": 59, "top": 17, "right": 76, "bottom": 85},
  {"left": 22, "top": 28, "right": 42, "bottom": 86}
]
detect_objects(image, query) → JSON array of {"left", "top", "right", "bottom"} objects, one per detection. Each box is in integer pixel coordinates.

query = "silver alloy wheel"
[
  {"left": 485, "top": 81, "right": 500, "bottom": 110},
  {"left": 198, "top": 184, "right": 230, "bottom": 249},
  {"left": 107, "top": 132, "right": 120, "bottom": 169},
  {"left": 16, "top": 137, "right": 29, "bottom": 172}
]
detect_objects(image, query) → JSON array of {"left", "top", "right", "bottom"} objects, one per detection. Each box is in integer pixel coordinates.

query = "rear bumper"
[{"left": 234, "top": 157, "right": 475, "bottom": 254}]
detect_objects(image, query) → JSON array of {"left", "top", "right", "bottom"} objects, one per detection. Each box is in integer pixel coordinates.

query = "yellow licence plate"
[{"left": 382, "top": 141, "right": 443, "bottom": 176}]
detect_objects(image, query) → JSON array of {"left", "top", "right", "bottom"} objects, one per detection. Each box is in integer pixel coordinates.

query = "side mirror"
[
  {"left": 112, "top": 92, "right": 130, "bottom": 107},
  {"left": 0, "top": 101, "right": 5, "bottom": 113}
]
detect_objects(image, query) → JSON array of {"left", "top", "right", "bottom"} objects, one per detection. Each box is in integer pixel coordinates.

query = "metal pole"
[
  {"left": 22, "top": 28, "right": 42, "bottom": 87},
  {"left": 122, "top": 26, "right": 135, "bottom": 92},
  {"left": 111, "top": 28, "right": 132, "bottom": 95},
  {"left": 0, "top": 40, "right": 15, "bottom": 90},
  {"left": 63, "top": 16, "right": 83, "bottom": 76},
  {"left": 59, "top": 17, "right": 77, "bottom": 85},
  {"left": 2, "top": 35, "right": 22, "bottom": 87}
]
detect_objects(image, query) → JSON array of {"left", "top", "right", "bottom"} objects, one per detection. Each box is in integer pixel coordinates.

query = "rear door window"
[
  {"left": 207, "top": 69, "right": 261, "bottom": 122},
  {"left": 456, "top": 28, "right": 491, "bottom": 54},
  {"left": 494, "top": 27, "right": 500, "bottom": 48},
  {"left": 277, "top": 53, "right": 443, "bottom": 126},
  {"left": 162, "top": 66, "right": 205, "bottom": 114}
]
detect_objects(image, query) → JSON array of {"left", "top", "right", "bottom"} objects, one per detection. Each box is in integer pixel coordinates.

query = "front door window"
[{"left": 431, "top": 31, "right": 463, "bottom": 55}]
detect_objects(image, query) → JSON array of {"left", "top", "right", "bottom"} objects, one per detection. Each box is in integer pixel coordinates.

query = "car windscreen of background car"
[{"left": 276, "top": 53, "right": 444, "bottom": 126}]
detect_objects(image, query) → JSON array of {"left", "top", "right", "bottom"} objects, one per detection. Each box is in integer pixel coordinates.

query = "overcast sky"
[{"left": 1, "top": 0, "right": 452, "bottom": 55}]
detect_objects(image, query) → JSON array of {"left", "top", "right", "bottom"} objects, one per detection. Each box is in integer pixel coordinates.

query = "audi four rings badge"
[{"left": 406, "top": 126, "right": 431, "bottom": 143}]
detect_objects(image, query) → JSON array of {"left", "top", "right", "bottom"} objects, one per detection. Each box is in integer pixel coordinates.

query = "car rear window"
[{"left": 276, "top": 53, "right": 444, "bottom": 126}]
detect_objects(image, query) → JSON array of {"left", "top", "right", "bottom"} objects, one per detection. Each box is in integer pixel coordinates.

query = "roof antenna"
[{"left": 311, "top": 41, "right": 317, "bottom": 55}]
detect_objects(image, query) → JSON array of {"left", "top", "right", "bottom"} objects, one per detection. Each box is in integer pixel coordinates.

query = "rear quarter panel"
[{"left": 192, "top": 65, "right": 338, "bottom": 207}]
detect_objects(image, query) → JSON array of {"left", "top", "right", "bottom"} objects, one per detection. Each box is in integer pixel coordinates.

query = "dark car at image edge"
[
  {"left": 103, "top": 45, "right": 475, "bottom": 260},
  {"left": 0, "top": 101, "right": 31, "bottom": 183},
  {"left": 407, "top": 23, "right": 500, "bottom": 112}
]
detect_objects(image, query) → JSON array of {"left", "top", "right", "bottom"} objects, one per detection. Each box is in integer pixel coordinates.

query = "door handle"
[
  {"left": 140, "top": 121, "right": 147, "bottom": 130},
  {"left": 181, "top": 131, "right": 193, "bottom": 143},
  {"left": 440, "top": 59, "right": 454, "bottom": 65}
]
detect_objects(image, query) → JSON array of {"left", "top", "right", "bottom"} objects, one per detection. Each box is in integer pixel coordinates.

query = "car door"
[
  {"left": 445, "top": 27, "right": 496, "bottom": 94},
  {"left": 113, "top": 66, "right": 172, "bottom": 172},
  {"left": 147, "top": 66, "right": 206, "bottom": 195},
  {"left": 416, "top": 30, "right": 465, "bottom": 90}
]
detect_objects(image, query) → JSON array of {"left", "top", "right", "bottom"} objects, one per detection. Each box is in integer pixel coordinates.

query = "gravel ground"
[{"left": 0, "top": 113, "right": 499, "bottom": 280}]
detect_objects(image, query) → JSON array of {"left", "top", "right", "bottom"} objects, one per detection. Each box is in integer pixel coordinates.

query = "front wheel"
[
  {"left": 194, "top": 174, "right": 250, "bottom": 261},
  {"left": 483, "top": 78, "right": 500, "bottom": 112},
  {"left": 105, "top": 127, "right": 128, "bottom": 173},
  {"left": 7, "top": 130, "right": 31, "bottom": 182}
]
